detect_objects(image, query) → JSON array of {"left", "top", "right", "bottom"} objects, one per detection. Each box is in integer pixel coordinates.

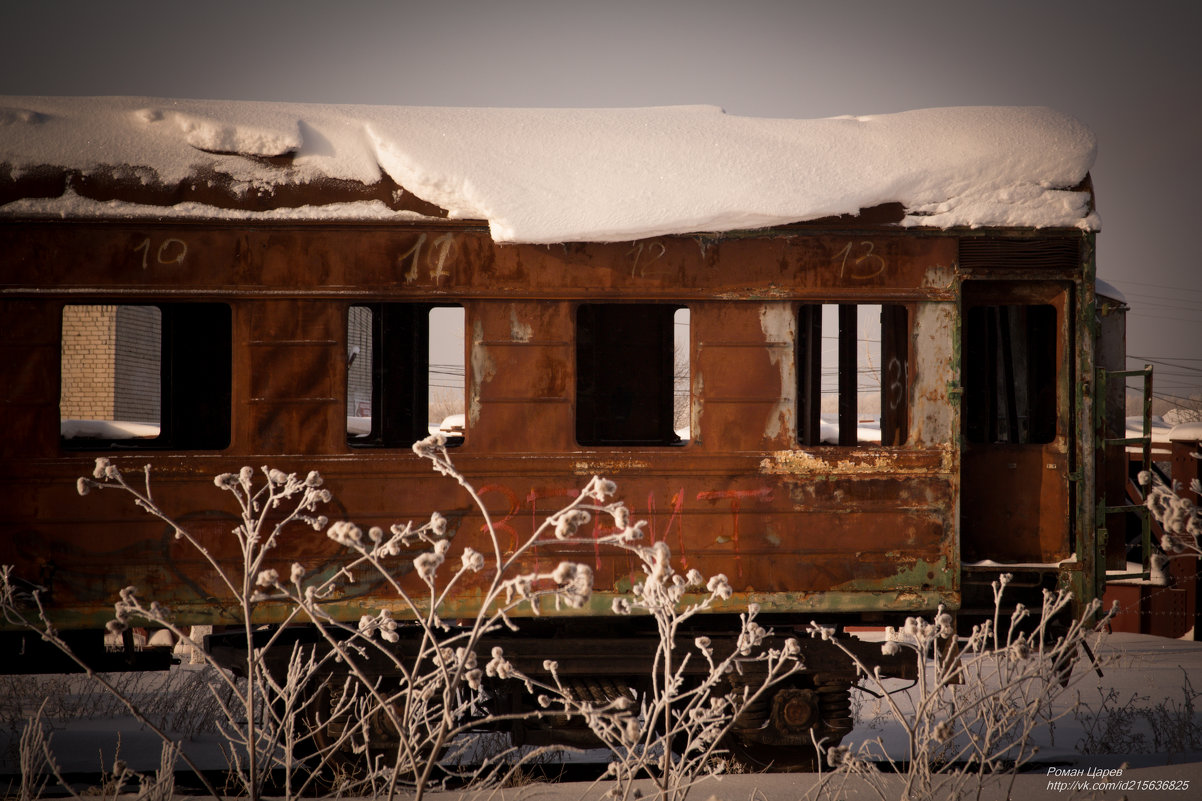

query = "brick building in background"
[{"left": 60, "top": 305, "right": 161, "bottom": 425}]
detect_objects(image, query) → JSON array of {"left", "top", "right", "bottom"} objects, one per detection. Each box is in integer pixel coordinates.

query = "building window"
[
  {"left": 60, "top": 303, "right": 231, "bottom": 449},
  {"left": 797, "top": 304, "right": 909, "bottom": 446},
  {"left": 347, "top": 304, "right": 464, "bottom": 447},
  {"left": 576, "top": 304, "right": 686, "bottom": 446},
  {"left": 964, "top": 304, "right": 1057, "bottom": 444}
]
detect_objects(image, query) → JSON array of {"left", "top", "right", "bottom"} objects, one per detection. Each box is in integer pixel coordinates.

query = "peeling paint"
[
  {"left": 758, "top": 303, "right": 796, "bottom": 441},
  {"left": 508, "top": 306, "right": 533, "bottom": 342},
  {"left": 760, "top": 448, "right": 912, "bottom": 476},
  {"left": 922, "top": 261, "right": 958, "bottom": 291},
  {"left": 572, "top": 458, "right": 652, "bottom": 474},
  {"left": 469, "top": 318, "right": 496, "bottom": 426},
  {"left": 911, "top": 301, "right": 957, "bottom": 446}
]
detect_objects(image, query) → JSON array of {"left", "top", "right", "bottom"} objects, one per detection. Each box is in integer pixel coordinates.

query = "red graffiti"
[
  {"left": 647, "top": 488, "right": 688, "bottom": 569},
  {"left": 527, "top": 486, "right": 581, "bottom": 568},
  {"left": 476, "top": 483, "right": 521, "bottom": 553},
  {"left": 473, "top": 482, "right": 772, "bottom": 580},
  {"left": 695, "top": 488, "right": 774, "bottom": 578}
]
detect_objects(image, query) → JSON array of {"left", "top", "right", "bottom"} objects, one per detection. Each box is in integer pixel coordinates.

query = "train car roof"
[{"left": 0, "top": 98, "right": 1098, "bottom": 243}]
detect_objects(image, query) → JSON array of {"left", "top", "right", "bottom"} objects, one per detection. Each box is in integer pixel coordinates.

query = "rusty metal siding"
[
  {"left": 693, "top": 301, "right": 795, "bottom": 452},
  {"left": 468, "top": 300, "right": 573, "bottom": 453},
  {"left": 0, "top": 224, "right": 957, "bottom": 300},
  {"left": 243, "top": 300, "right": 343, "bottom": 454},
  {"left": 0, "top": 220, "right": 1100, "bottom": 631}
]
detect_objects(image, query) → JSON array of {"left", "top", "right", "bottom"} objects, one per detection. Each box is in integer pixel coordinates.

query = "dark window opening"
[
  {"left": 348, "top": 304, "right": 464, "bottom": 448},
  {"left": 797, "top": 304, "right": 909, "bottom": 447},
  {"left": 60, "top": 303, "right": 231, "bottom": 450},
  {"left": 965, "top": 304, "right": 1057, "bottom": 444},
  {"left": 577, "top": 304, "right": 684, "bottom": 446}
]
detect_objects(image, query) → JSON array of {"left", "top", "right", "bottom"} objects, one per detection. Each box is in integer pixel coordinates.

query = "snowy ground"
[{"left": 3, "top": 632, "right": 1200, "bottom": 799}]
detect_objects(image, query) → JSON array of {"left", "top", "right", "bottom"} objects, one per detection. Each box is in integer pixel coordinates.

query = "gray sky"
[{"left": 3, "top": 0, "right": 1199, "bottom": 405}]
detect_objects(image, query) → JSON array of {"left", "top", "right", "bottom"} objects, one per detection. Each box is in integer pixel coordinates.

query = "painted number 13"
[{"left": 836, "top": 241, "right": 886, "bottom": 280}]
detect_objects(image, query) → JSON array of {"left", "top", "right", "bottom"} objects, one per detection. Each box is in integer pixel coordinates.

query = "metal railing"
[{"left": 1097, "top": 364, "right": 1153, "bottom": 579}]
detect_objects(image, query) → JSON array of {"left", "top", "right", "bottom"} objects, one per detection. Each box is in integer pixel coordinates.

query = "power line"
[
  {"left": 1130, "top": 356, "right": 1202, "bottom": 363},
  {"left": 1107, "top": 278, "right": 1202, "bottom": 297},
  {"left": 1128, "top": 312, "right": 1202, "bottom": 325}
]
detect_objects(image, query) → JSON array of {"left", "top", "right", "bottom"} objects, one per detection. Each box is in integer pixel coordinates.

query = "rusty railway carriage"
[{"left": 0, "top": 100, "right": 1121, "bottom": 760}]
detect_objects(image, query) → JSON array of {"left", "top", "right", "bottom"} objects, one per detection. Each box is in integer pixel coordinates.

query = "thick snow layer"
[
  {"left": 1170, "top": 422, "right": 1202, "bottom": 442},
  {"left": 0, "top": 97, "right": 1098, "bottom": 243}
]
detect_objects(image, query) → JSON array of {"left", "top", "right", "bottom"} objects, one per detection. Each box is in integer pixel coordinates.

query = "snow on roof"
[
  {"left": 1095, "top": 278, "right": 1127, "bottom": 304},
  {"left": 0, "top": 97, "right": 1099, "bottom": 244},
  {"left": 1170, "top": 422, "right": 1202, "bottom": 443},
  {"left": 1127, "top": 415, "right": 1175, "bottom": 445}
]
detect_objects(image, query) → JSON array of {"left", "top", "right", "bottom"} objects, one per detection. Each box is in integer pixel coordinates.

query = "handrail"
[{"left": 1097, "top": 364, "right": 1154, "bottom": 573}]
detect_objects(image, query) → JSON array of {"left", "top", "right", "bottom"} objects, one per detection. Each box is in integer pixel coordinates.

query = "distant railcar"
[{"left": 0, "top": 99, "right": 1127, "bottom": 761}]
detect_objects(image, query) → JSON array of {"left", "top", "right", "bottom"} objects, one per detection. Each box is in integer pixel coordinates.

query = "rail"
[{"left": 1098, "top": 364, "right": 1154, "bottom": 579}]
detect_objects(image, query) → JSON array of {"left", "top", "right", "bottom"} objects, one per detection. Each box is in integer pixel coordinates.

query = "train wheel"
[{"left": 720, "top": 678, "right": 854, "bottom": 771}]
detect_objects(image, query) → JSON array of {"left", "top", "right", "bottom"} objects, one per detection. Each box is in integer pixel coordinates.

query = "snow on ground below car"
[
  {"left": 0, "top": 98, "right": 1098, "bottom": 244},
  {"left": 2, "top": 632, "right": 1199, "bottom": 800}
]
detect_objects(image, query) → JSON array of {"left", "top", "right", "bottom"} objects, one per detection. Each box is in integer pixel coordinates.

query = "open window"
[
  {"left": 347, "top": 304, "right": 464, "bottom": 447},
  {"left": 964, "top": 304, "right": 1057, "bottom": 444},
  {"left": 60, "top": 303, "right": 231, "bottom": 449},
  {"left": 797, "top": 304, "right": 908, "bottom": 446},
  {"left": 576, "top": 304, "right": 686, "bottom": 446}
]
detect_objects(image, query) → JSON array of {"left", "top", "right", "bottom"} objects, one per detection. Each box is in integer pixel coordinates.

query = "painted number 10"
[{"left": 133, "top": 237, "right": 188, "bottom": 269}]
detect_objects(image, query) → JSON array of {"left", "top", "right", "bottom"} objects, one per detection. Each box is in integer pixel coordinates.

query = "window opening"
[
  {"left": 577, "top": 303, "right": 684, "bottom": 446},
  {"left": 964, "top": 304, "right": 1057, "bottom": 444},
  {"left": 60, "top": 303, "right": 231, "bottom": 449},
  {"left": 347, "top": 304, "right": 464, "bottom": 447},
  {"left": 429, "top": 307, "right": 466, "bottom": 443},
  {"left": 797, "top": 304, "right": 908, "bottom": 446},
  {"left": 673, "top": 308, "right": 690, "bottom": 440}
]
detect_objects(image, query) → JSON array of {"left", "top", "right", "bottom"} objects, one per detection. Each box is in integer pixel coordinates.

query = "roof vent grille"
[{"left": 959, "top": 238, "right": 1080, "bottom": 270}]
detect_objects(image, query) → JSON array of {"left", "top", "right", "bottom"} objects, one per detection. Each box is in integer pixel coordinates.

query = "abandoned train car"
[{"left": 0, "top": 99, "right": 1122, "bottom": 755}]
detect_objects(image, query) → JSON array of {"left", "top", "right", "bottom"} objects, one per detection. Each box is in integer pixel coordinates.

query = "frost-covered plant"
[
  {"left": 1077, "top": 667, "right": 1202, "bottom": 755},
  {"left": 15, "top": 701, "right": 51, "bottom": 801},
  {"left": 528, "top": 527, "right": 801, "bottom": 801},
  {"left": 85, "top": 741, "right": 180, "bottom": 801},
  {"left": 5, "top": 436, "right": 794, "bottom": 801},
  {"left": 807, "top": 575, "right": 1113, "bottom": 801},
  {"left": 48, "top": 442, "right": 612, "bottom": 801},
  {"left": 4, "top": 447, "right": 615, "bottom": 801},
  {"left": 1138, "top": 465, "right": 1202, "bottom": 579},
  {"left": 0, "top": 668, "right": 230, "bottom": 742},
  {"left": 67, "top": 460, "right": 344, "bottom": 801},
  {"left": 9, "top": 698, "right": 177, "bottom": 801},
  {"left": 252, "top": 434, "right": 614, "bottom": 800},
  {"left": 1, "top": 565, "right": 226, "bottom": 800}
]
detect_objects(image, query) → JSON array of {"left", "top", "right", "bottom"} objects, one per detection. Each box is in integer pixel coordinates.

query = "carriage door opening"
[{"left": 961, "top": 282, "right": 1072, "bottom": 564}]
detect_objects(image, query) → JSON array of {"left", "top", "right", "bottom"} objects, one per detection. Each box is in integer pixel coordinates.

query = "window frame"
[
  {"left": 796, "top": 302, "right": 910, "bottom": 448},
  {"left": 59, "top": 302, "right": 232, "bottom": 451},
  {"left": 347, "top": 302, "right": 465, "bottom": 449},
  {"left": 575, "top": 302, "right": 686, "bottom": 447}
]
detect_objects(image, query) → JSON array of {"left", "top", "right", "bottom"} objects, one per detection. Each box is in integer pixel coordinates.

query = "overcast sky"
[{"left": 2, "top": 0, "right": 1199, "bottom": 405}]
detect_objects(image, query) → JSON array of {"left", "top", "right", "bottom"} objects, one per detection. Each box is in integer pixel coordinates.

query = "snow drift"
[{"left": 0, "top": 97, "right": 1098, "bottom": 243}]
